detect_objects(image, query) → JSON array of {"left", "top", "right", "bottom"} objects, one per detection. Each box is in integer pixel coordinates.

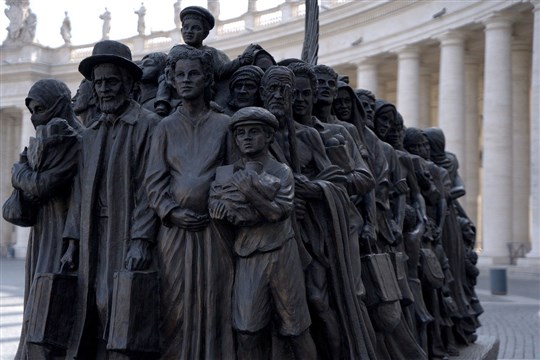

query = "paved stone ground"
[
  {"left": 0, "top": 258, "right": 24, "bottom": 360},
  {"left": 1, "top": 258, "right": 539, "bottom": 359},
  {"left": 475, "top": 268, "right": 540, "bottom": 360}
]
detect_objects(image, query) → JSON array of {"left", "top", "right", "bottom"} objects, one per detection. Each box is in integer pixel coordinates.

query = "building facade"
[{"left": 1, "top": 0, "right": 538, "bottom": 266}]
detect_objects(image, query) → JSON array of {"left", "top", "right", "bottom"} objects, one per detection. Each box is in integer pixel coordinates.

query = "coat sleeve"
[
  {"left": 341, "top": 128, "right": 375, "bottom": 196},
  {"left": 144, "top": 121, "right": 179, "bottom": 222},
  {"left": 63, "top": 162, "right": 82, "bottom": 241},
  {"left": 131, "top": 116, "right": 160, "bottom": 242}
]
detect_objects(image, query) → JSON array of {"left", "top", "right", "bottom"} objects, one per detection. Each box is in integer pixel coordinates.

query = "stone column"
[
  {"left": 438, "top": 31, "right": 466, "bottom": 163},
  {"left": 418, "top": 71, "right": 432, "bottom": 128},
  {"left": 8, "top": 108, "right": 32, "bottom": 259},
  {"left": 527, "top": 0, "right": 540, "bottom": 260},
  {"left": 511, "top": 39, "right": 532, "bottom": 253},
  {"left": 480, "top": 14, "right": 514, "bottom": 264},
  {"left": 463, "top": 56, "right": 480, "bottom": 226},
  {"left": 356, "top": 59, "right": 379, "bottom": 97},
  {"left": 396, "top": 46, "right": 420, "bottom": 127},
  {"left": 0, "top": 107, "right": 22, "bottom": 257}
]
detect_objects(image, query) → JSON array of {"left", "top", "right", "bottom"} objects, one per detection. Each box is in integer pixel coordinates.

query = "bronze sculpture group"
[{"left": 3, "top": 5, "right": 483, "bottom": 360}]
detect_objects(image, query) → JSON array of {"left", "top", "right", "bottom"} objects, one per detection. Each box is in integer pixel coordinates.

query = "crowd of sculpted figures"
[{"left": 3, "top": 5, "right": 484, "bottom": 360}]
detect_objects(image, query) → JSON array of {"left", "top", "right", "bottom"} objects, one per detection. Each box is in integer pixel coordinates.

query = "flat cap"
[
  {"left": 230, "top": 107, "right": 279, "bottom": 131},
  {"left": 180, "top": 6, "right": 215, "bottom": 30}
]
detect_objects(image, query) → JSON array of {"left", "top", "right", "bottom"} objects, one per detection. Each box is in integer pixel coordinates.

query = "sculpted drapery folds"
[{"left": 261, "top": 64, "right": 378, "bottom": 359}]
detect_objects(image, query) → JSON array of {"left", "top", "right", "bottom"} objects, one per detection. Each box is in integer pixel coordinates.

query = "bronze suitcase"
[
  {"left": 107, "top": 270, "right": 159, "bottom": 354},
  {"left": 26, "top": 273, "right": 77, "bottom": 349}
]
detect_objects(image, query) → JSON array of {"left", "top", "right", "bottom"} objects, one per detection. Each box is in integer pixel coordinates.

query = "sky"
[{"left": 0, "top": 0, "right": 284, "bottom": 48}]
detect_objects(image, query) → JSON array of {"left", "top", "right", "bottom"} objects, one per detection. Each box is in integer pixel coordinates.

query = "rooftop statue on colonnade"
[
  {"left": 3, "top": 0, "right": 36, "bottom": 46},
  {"left": 60, "top": 11, "right": 71, "bottom": 46}
]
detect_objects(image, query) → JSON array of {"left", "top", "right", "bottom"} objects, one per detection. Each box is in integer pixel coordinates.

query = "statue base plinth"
[{"left": 455, "top": 335, "right": 499, "bottom": 360}]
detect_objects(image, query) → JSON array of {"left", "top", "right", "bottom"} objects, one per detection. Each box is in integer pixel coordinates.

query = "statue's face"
[
  {"left": 231, "top": 79, "right": 259, "bottom": 108},
  {"left": 358, "top": 95, "right": 375, "bottom": 129},
  {"left": 72, "top": 80, "right": 94, "bottom": 114},
  {"left": 333, "top": 88, "right": 352, "bottom": 121},
  {"left": 386, "top": 116, "right": 404, "bottom": 149},
  {"left": 27, "top": 99, "right": 49, "bottom": 128},
  {"left": 315, "top": 72, "right": 337, "bottom": 105},
  {"left": 292, "top": 75, "right": 315, "bottom": 119},
  {"left": 234, "top": 124, "right": 270, "bottom": 156},
  {"left": 374, "top": 106, "right": 395, "bottom": 142},
  {"left": 140, "top": 56, "right": 162, "bottom": 82},
  {"left": 93, "top": 63, "right": 129, "bottom": 114},
  {"left": 406, "top": 135, "right": 430, "bottom": 160},
  {"left": 261, "top": 76, "right": 293, "bottom": 120},
  {"left": 173, "top": 58, "right": 206, "bottom": 100},
  {"left": 181, "top": 18, "right": 206, "bottom": 47}
]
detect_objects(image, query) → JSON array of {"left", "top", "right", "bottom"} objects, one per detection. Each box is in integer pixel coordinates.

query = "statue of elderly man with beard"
[{"left": 61, "top": 40, "right": 161, "bottom": 359}]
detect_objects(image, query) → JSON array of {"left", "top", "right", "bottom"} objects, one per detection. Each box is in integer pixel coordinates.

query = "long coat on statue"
[{"left": 63, "top": 101, "right": 160, "bottom": 359}]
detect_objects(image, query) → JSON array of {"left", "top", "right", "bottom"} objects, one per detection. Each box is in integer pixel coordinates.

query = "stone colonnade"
[{"left": 354, "top": 3, "right": 539, "bottom": 265}]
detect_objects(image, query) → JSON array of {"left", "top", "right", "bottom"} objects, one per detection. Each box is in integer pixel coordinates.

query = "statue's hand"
[
  {"left": 360, "top": 223, "right": 376, "bottom": 246},
  {"left": 390, "top": 219, "right": 403, "bottom": 245},
  {"left": 11, "top": 162, "right": 29, "bottom": 189},
  {"left": 240, "top": 43, "right": 260, "bottom": 65},
  {"left": 294, "top": 196, "right": 307, "bottom": 220},
  {"left": 60, "top": 240, "right": 78, "bottom": 272},
  {"left": 125, "top": 239, "right": 151, "bottom": 271}
]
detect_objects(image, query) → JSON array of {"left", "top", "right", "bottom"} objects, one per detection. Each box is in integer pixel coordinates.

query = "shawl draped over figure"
[
  {"left": 11, "top": 79, "right": 82, "bottom": 360},
  {"left": 424, "top": 127, "right": 475, "bottom": 343}
]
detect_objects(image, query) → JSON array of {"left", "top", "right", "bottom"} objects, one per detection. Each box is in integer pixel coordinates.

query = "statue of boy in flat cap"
[
  {"left": 154, "top": 6, "right": 259, "bottom": 115},
  {"left": 209, "top": 106, "right": 316, "bottom": 360}
]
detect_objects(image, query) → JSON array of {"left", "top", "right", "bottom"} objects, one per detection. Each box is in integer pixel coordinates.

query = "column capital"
[
  {"left": 436, "top": 29, "right": 467, "bottom": 46},
  {"left": 482, "top": 11, "right": 516, "bottom": 30},
  {"left": 394, "top": 44, "right": 421, "bottom": 59},
  {"left": 354, "top": 57, "right": 379, "bottom": 68}
]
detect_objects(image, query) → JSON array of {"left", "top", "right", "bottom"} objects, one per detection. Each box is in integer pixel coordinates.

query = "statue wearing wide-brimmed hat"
[
  {"left": 61, "top": 39, "right": 162, "bottom": 358},
  {"left": 78, "top": 40, "right": 142, "bottom": 81}
]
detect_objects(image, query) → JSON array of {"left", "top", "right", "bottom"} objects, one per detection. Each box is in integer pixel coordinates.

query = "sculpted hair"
[
  {"left": 261, "top": 65, "right": 294, "bottom": 88},
  {"left": 287, "top": 62, "right": 318, "bottom": 94},
  {"left": 356, "top": 88, "right": 376, "bottom": 102},
  {"left": 313, "top": 64, "right": 338, "bottom": 81},
  {"left": 167, "top": 44, "right": 214, "bottom": 101},
  {"left": 142, "top": 52, "right": 167, "bottom": 75}
]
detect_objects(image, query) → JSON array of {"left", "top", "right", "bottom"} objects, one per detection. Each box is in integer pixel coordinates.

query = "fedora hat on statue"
[{"left": 79, "top": 40, "right": 142, "bottom": 81}]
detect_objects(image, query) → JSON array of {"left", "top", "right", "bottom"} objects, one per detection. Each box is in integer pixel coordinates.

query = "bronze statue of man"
[
  {"left": 287, "top": 61, "right": 378, "bottom": 360},
  {"left": 144, "top": 44, "right": 235, "bottom": 359},
  {"left": 224, "top": 65, "right": 264, "bottom": 116},
  {"left": 61, "top": 40, "right": 161, "bottom": 359}
]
